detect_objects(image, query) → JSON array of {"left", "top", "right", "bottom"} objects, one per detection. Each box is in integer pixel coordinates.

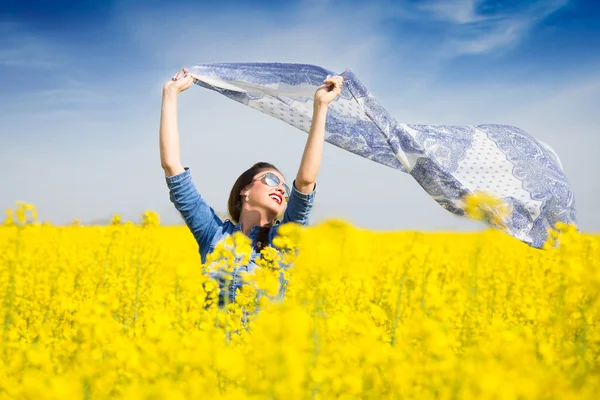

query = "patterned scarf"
[{"left": 187, "top": 62, "right": 577, "bottom": 248}]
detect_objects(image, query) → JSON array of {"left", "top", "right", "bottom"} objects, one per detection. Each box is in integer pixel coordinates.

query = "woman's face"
[{"left": 244, "top": 169, "right": 288, "bottom": 217}]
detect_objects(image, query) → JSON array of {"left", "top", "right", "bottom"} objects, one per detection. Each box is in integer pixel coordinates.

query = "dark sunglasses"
[{"left": 254, "top": 172, "right": 290, "bottom": 202}]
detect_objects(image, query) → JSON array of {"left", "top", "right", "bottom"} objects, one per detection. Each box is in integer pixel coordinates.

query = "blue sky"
[{"left": 1, "top": 0, "right": 599, "bottom": 232}]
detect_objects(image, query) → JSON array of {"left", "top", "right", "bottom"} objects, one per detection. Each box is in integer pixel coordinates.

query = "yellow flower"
[
  {"left": 0, "top": 204, "right": 598, "bottom": 399},
  {"left": 463, "top": 191, "right": 512, "bottom": 228},
  {"left": 142, "top": 210, "right": 160, "bottom": 227},
  {"left": 3, "top": 208, "right": 14, "bottom": 226}
]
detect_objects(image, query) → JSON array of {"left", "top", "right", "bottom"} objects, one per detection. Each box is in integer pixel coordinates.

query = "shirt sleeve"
[
  {"left": 281, "top": 180, "right": 316, "bottom": 226},
  {"left": 165, "top": 168, "right": 222, "bottom": 252}
]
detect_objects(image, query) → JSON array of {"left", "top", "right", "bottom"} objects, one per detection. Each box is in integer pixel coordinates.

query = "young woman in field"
[{"left": 159, "top": 68, "right": 343, "bottom": 303}]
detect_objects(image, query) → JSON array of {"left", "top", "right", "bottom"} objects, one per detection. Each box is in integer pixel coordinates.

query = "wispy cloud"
[
  {"left": 420, "top": 0, "right": 483, "bottom": 24},
  {"left": 0, "top": 21, "right": 138, "bottom": 116},
  {"left": 0, "top": 21, "right": 68, "bottom": 69},
  {"left": 115, "top": 1, "right": 391, "bottom": 73},
  {"left": 412, "top": 0, "right": 569, "bottom": 56}
]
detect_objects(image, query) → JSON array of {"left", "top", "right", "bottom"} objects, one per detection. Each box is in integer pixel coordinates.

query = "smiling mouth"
[{"left": 269, "top": 193, "right": 282, "bottom": 205}]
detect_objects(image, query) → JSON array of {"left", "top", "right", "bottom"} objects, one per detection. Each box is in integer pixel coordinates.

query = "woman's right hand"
[{"left": 162, "top": 68, "right": 195, "bottom": 96}]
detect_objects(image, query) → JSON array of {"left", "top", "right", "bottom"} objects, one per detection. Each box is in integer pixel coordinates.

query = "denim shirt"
[{"left": 165, "top": 168, "right": 316, "bottom": 304}]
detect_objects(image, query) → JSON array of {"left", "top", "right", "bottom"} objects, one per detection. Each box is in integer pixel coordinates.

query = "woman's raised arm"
[
  {"left": 294, "top": 75, "right": 344, "bottom": 193},
  {"left": 159, "top": 69, "right": 223, "bottom": 260},
  {"left": 160, "top": 68, "right": 194, "bottom": 176}
]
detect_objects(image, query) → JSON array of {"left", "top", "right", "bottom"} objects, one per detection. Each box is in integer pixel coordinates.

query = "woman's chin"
[
  {"left": 269, "top": 206, "right": 282, "bottom": 217},
  {"left": 260, "top": 202, "right": 281, "bottom": 218}
]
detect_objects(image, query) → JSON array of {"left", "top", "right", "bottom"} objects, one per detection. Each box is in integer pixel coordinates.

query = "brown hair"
[{"left": 227, "top": 162, "right": 282, "bottom": 251}]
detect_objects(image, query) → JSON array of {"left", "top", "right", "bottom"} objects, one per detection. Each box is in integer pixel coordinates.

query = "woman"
[{"left": 160, "top": 68, "right": 343, "bottom": 304}]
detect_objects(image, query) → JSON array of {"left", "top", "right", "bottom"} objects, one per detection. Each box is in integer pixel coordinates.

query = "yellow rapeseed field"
[{"left": 1, "top": 202, "right": 599, "bottom": 399}]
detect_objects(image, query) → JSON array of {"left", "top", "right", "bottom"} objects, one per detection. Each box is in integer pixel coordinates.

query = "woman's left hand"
[{"left": 314, "top": 75, "right": 344, "bottom": 107}]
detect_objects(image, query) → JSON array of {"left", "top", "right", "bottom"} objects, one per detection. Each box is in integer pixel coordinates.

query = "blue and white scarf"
[{"left": 187, "top": 62, "right": 577, "bottom": 248}]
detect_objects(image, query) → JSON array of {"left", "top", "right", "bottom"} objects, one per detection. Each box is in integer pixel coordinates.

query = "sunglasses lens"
[
  {"left": 263, "top": 173, "right": 290, "bottom": 201},
  {"left": 264, "top": 174, "right": 279, "bottom": 187}
]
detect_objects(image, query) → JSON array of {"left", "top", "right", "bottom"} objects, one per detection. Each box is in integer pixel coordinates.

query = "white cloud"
[
  {"left": 415, "top": 0, "right": 569, "bottom": 56},
  {"left": 420, "top": 0, "right": 482, "bottom": 24},
  {"left": 0, "top": 21, "right": 69, "bottom": 68},
  {"left": 114, "top": 1, "right": 391, "bottom": 76}
]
